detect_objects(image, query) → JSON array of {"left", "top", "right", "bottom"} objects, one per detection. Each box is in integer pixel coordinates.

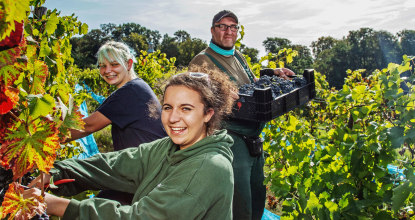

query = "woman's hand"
[
  {"left": 23, "top": 188, "right": 70, "bottom": 217},
  {"left": 274, "top": 68, "right": 295, "bottom": 80},
  {"left": 230, "top": 89, "right": 239, "bottom": 100},
  {"left": 27, "top": 173, "right": 51, "bottom": 189}
]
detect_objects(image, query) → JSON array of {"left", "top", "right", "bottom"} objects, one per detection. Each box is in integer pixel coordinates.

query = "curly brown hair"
[{"left": 149, "top": 63, "right": 237, "bottom": 136}]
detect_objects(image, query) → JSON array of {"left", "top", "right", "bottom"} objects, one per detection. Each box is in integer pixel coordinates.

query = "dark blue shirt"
[{"left": 97, "top": 78, "right": 167, "bottom": 151}]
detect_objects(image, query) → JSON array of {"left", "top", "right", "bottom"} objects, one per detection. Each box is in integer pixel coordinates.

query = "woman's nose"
[
  {"left": 104, "top": 66, "right": 112, "bottom": 73},
  {"left": 168, "top": 109, "right": 180, "bottom": 123}
]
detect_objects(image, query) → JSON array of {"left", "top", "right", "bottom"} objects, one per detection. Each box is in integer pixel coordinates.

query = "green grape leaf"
[
  {"left": 45, "top": 12, "right": 59, "bottom": 35},
  {"left": 39, "top": 38, "right": 51, "bottom": 57},
  {"left": 373, "top": 211, "right": 394, "bottom": 220},
  {"left": 307, "top": 192, "right": 322, "bottom": 210},
  {"left": 27, "top": 93, "right": 55, "bottom": 118},
  {"left": 324, "top": 201, "right": 339, "bottom": 213},
  {"left": 80, "top": 23, "right": 88, "bottom": 35},
  {"left": 386, "top": 127, "right": 405, "bottom": 149},
  {"left": 30, "top": 60, "right": 48, "bottom": 94},
  {"left": 0, "top": 118, "right": 60, "bottom": 179},
  {"left": 391, "top": 180, "right": 411, "bottom": 213},
  {"left": 351, "top": 85, "right": 366, "bottom": 100}
]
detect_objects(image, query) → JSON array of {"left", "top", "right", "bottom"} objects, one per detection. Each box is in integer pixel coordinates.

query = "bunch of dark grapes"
[
  {"left": 31, "top": 212, "right": 50, "bottom": 220},
  {"left": 238, "top": 84, "right": 255, "bottom": 96},
  {"left": 293, "top": 77, "right": 308, "bottom": 87},
  {"left": 0, "top": 166, "right": 14, "bottom": 204},
  {"left": 238, "top": 75, "right": 309, "bottom": 99},
  {"left": 21, "top": 172, "right": 36, "bottom": 186}
]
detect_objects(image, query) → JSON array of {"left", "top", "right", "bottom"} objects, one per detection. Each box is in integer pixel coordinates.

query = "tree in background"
[
  {"left": 311, "top": 37, "right": 351, "bottom": 89},
  {"left": 174, "top": 30, "right": 191, "bottom": 43},
  {"left": 70, "top": 29, "right": 109, "bottom": 69},
  {"left": 176, "top": 37, "right": 207, "bottom": 67},
  {"left": 398, "top": 29, "right": 415, "bottom": 73},
  {"left": 312, "top": 28, "right": 407, "bottom": 89},
  {"left": 71, "top": 23, "right": 161, "bottom": 69},
  {"left": 159, "top": 33, "right": 179, "bottom": 60},
  {"left": 240, "top": 43, "right": 259, "bottom": 63},
  {"left": 122, "top": 32, "right": 148, "bottom": 56},
  {"left": 158, "top": 30, "right": 207, "bottom": 67},
  {"left": 310, "top": 36, "right": 340, "bottom": 59},
  {"left": 263, "top": 37, "right": 313, "bottom": 74}
]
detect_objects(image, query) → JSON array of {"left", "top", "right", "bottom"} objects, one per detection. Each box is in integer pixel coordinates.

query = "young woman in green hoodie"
[{"left": 24, "top": 64, "right": 237, "bottom": 220}]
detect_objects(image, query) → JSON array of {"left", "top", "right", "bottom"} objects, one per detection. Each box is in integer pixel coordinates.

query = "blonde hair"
[{"left": 96, "top": 41, "right": 137, "bottom": 78}]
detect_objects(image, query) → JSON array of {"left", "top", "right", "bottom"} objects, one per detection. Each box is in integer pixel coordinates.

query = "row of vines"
[{"left": 251, "top": 53, "right": 415, "bottom": 218}]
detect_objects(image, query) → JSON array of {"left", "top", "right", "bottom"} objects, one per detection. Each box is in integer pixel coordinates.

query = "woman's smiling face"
[
  {"left": 161, "top": 85, "right": 214, "bottom": 150},
  {"left": 98, "top": 56, "right": 132, "bottom": 89}
]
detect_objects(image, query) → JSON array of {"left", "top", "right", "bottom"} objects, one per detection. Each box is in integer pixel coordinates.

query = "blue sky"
[{"left": 44, "top": 0, "right": 415, "bottom": 57}]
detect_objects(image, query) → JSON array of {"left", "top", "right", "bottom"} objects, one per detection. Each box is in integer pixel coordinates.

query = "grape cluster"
[
  {"left": 21, "top": 172, "right": 36, "bottom": 186},
  {"left": 0, "top": 166, "right": 14, "bottom": 204},
  {"left": 31, "top": 213, "right": 50, "bottom": 220},
  {"left": 238, "top": 75, "right": 308, "bottom": 99}
]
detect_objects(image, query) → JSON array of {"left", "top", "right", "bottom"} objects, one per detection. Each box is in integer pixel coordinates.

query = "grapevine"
[{"left": 0, "top": 0, "right": 88, "bottom": 219}]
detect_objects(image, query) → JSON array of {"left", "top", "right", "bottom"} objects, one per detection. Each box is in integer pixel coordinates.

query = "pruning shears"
[
  {"left": 22, "top": 179, "right": 75, "bottom": 190},
  {"left": 44, "top": 179, "right": 75, "bottom": 188}
]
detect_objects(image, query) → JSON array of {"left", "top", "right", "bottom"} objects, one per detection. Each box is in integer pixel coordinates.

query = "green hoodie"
[{"left": 49, "top": 129, "right": 234, "bottom": 220}]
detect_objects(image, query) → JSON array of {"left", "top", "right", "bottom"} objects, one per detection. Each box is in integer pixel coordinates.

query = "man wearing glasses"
[{"left": 190, "top": 10, "right": 294, "bottom": 220}]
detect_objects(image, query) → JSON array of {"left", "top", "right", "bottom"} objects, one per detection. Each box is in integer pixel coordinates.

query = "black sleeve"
[{"left": 96, "top": 81, "right": 153, "bottom": 129}]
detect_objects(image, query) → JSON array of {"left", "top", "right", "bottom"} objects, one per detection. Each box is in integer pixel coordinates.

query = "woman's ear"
[
  {"left": 127, "top": 59, "right": 133, "bottom": 71},
  {"left": 204, "top": 108, "right": 214, "bottom": 123}
]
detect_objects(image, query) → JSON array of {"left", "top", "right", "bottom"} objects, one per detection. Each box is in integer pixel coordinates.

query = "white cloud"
[{"left": 44, "top": 0, "right": 415, "bottom": 58}]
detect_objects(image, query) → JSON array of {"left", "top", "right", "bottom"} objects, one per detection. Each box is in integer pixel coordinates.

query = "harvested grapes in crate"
[{"left": 231, "top": 69, "right": 316, "bottom": 122}]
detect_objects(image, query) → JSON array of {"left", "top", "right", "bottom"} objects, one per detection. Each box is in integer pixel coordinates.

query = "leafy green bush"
[{"left": 261, "top": 55, "right": 415, "bottom": 219}]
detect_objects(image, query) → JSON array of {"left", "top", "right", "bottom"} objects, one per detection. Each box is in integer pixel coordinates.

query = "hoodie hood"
[{"left": 166, "top": 129, "right": 234, "bottom": 165}]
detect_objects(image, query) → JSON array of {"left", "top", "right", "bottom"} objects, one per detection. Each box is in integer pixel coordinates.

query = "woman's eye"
[
  {"left": 98, "top": 65, "right": 105, "bottom": 68},
  {"left": 111, "top": 63, "right": 119, "bottom": 67},
  {"left": 163, "top": 106, "right": 171, "bottom": 111},
  {"left": 182, "top": 107, "right": 191, "bottom": 111}
]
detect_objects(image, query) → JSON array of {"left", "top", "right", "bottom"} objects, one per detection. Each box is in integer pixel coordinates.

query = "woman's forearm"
[{"left": 45, "top": 195, "right": 71, "bottom": 217}]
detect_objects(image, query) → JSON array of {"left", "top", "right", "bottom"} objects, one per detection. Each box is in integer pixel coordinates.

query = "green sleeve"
[
  {"left": 63, "top": 187, "right": 206, "bottom": 220},
  {"left": 49, "top": 146, "right": 150, "bottom": 196},
  {"left": 62, "top": 151, "right": 233, "bottom": 220}
]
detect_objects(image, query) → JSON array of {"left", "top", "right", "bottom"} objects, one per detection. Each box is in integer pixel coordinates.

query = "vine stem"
[
  {"left": 40, "top": 171, "right": 44, "bottom": 197},
  {"left": 7, "top": 111, "right": 23, "bottom": 123}
]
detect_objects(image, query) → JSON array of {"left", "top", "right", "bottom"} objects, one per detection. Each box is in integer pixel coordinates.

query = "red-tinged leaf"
[
  {"left": 24, "top": 44, "right": 37, "bottom": 63},
  {"left": 0, "top": 37, "right": 24, "bottom": 68},
  {"left": 0, "top": 118, "right": 60, "bottom": 179},
  {"left": 31, "top": 60, "right": 48, "bottom": 94},
  {"left": 0, "top": 85, "right": 19, "bottom": 114},
  {"left": 0, "top": 62, "right": 23, "bottom": 86},
  {"left": 58, "top": 104, "right": 85, "bottom": 142},
  {"left": 0, "top": 0, "right": 30, "bottom": 41},
  {"left": 0, "top": 21, "right": 23, "bottom": 52},
  {"left": 1, "top": 182, "right": 46, "bottom": 220}
]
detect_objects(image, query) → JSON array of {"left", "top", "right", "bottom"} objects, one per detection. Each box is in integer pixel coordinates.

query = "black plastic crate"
[{"left": 230, "top": 69, "right": 316, "bottom": 123}]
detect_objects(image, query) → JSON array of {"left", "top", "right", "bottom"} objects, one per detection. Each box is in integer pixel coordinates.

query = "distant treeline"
[{"left": 71, "top": 23, "right": 415, "bottom": 88}]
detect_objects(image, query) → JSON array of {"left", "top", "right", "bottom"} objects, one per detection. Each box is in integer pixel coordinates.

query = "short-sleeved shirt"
[{"left": 96, "top": 78, "right": 167, "bottom": 151}]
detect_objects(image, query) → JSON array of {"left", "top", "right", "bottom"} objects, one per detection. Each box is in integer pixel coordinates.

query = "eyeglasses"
[
  {"left": 189, "top": 72, "right": 211, "bottom": 87},
  {"left": 212, "top": 24, "right": 239, "bottom": 32}
]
